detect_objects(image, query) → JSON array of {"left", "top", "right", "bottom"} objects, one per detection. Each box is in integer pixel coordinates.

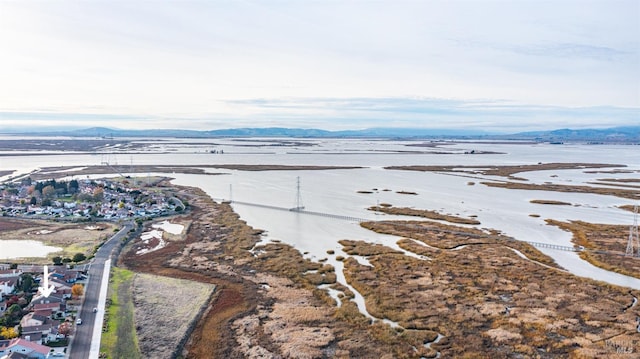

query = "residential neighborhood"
[
  {"left": 0, "top": 177, "right": 183, "bottom": 221},
  {"left": 0, "top": 264, "right": 86, "bottom": 358},
  {"left": 0, "top": 176, "right": 185, "bottom": 358}
]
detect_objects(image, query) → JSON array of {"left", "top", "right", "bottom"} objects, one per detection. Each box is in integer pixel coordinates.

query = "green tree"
[
  {"left": 7, "top": 304, "right": 21, "bottom": 318},
  {"left": 68, "top": 179, "right": 79, "bottom": 194},
  {"left": 72, "top": 253, "right": 86, "bottom": 263},
  {"left": 52, "top": 256, "right": 63, "bottom": 265},
  {"left": 30, "top": 196, "right": 37, "bottom": 206},
  {"left": 20, "top": 274, "right": 34, "bottom": 292}
]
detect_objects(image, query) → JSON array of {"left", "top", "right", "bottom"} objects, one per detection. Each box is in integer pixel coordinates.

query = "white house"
[
  {"left": 0, "top": 277, "right": 17, "bottom": 296},
  {"left": 0, "top": 269, "right": 22, "bottom": 278},
  {"left": 0, "top": 338, "right": 51, "bottom": 359}
]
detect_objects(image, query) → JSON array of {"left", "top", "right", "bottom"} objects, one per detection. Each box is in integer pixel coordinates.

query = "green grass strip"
[{"left": 99, "top": 267, "right": 141, "bottom": 359}]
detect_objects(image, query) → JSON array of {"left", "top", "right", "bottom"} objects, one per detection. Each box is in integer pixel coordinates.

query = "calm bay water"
[{"left": 1, "top": 139, "right": 639, "bottom": 290}]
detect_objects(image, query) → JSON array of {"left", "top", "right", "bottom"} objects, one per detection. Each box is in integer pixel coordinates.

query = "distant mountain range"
[
  {"left": 12, "top": 126, "right": 492, "bottom": 138},
  {"left": 3, "top": 126, "right": 640, "bottom": 142},
  {"left": 508, "top": 126, "right": 640, "bottom": 142}
]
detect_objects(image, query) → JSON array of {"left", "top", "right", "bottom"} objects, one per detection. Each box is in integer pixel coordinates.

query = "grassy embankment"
[{"left": 100, "top": 267, "right": 141, "bottom": 359}]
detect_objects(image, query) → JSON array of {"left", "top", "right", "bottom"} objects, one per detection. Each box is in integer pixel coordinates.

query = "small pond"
[{"left": 0, "top": 240, "right": 61, "bottom": 260}]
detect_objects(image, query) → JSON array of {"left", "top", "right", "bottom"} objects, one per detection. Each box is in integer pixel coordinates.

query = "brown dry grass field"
[
  {"left": 120, "top": 184, "right": 425, "bottom": 358},
  {"left": 132, "top": 273, "right": 215, "bottom": 359},
  {"left": 368, "top": 205, "right": 481, "bottom": 225},
  {"left": 547, "top": 219, "right": 640, "bottom": 279},
  {"left": 6, "top": 161, "right": 640, "bottom": 357},
  {"left": 620, "top": 205, "right": 638, "bottom": 213},
  {"left": 114, "top": 179, "right": 640, "bottom": 358},
  {"left": 386, "top": 163, "right": 624, "bottom": 180},
  {"left": 0, "top": 218, "right": 115, "bottom": 264},
  {"left": 598, "top": 178, "right": 640, "bottom": 183},
  {"left": 360, "top": 220, "right": 640, "bottom": 357},
  {"left": 361, "top": 220, "right": 557, "bottom": 267},
  {"left": 483, "top": 181, "right": 640, "bottom": 200},
  {"left": 385, "top": 163, "right": 640, "bottom": 200}
]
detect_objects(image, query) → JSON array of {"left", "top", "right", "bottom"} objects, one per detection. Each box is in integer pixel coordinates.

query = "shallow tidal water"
[{"left": 2, "top": 139, "right": 639, "bottom": 292}]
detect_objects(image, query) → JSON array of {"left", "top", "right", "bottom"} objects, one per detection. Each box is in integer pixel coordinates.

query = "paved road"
[{"left": 68, "top": 221, "right": 134, "bottom": 359}]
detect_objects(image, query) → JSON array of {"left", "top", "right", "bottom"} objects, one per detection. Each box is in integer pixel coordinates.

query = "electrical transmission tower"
[
  {"left": 291, "top": 176, "right": 305, "bottom": 211},
  {"left": 626, "top": 205, "right": 639, "bottom": 257}
]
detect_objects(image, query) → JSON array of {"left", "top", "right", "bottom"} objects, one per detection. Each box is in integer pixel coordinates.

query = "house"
[
  {"left": 31, "top": 310, "right": 53, "bottom": 320},
  {"left": 16, "top": 266, "right": 43, "bottom": 275},
  {"left": 32, "top": 303, "right": 64, "bottom": 315},
  {"left": 0, "top": 277, "right": 18, "bottom": 296},
  {"left": 55, "top": 270, "right": 82, "bottom": 284},
  {"left": 19, "top": 332, "right": 42, "bottom": 345},
  {"left": 20, "top": 313, "right": 47, "bottom": 328},
  {"left": 30, "top": 293, "right": 64, "bottom": 307},
  {"left": 63, "top": 202, "right": 76, "bottom": 209},
  {"left": 0, "top": 270, "right": 22, "bottom": 278},
  {"left": 48, "top": 279, "right": 72, "bottom": 295},
  {"left": 0, "top": 338, "right": 50, "bottom": 359},
  {"left": 3, "top": 351, "right": 31, "bottom": 359},
  {"left": 21, "top": 320, "right": 60, "bottom": 345}
]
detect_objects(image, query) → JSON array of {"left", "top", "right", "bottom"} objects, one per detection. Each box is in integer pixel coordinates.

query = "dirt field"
[{"left": 132, "top": 273, "right": 215, "bottom": 359}]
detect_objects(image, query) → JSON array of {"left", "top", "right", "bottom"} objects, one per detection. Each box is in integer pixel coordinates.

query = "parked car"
[
  {"left": 76, "top": 318, "right": 82, "bottom": 325},
  {"left": 93, "top": 307, "right": 98, "bottom": 313}
]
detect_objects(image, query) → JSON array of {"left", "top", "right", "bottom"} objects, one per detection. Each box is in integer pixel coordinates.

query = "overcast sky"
[{"left": 0, "top": 0, "right": 638, "bottom": 132}]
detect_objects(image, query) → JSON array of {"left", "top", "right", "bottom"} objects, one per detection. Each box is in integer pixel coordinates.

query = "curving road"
[{"left": 67, "top": 221, "right": 134, "bottom": 359}]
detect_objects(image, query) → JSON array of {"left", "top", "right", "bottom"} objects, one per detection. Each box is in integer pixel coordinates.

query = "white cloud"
[{"left": 0, "top": 1, "right": 637, "bottom": 130}]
